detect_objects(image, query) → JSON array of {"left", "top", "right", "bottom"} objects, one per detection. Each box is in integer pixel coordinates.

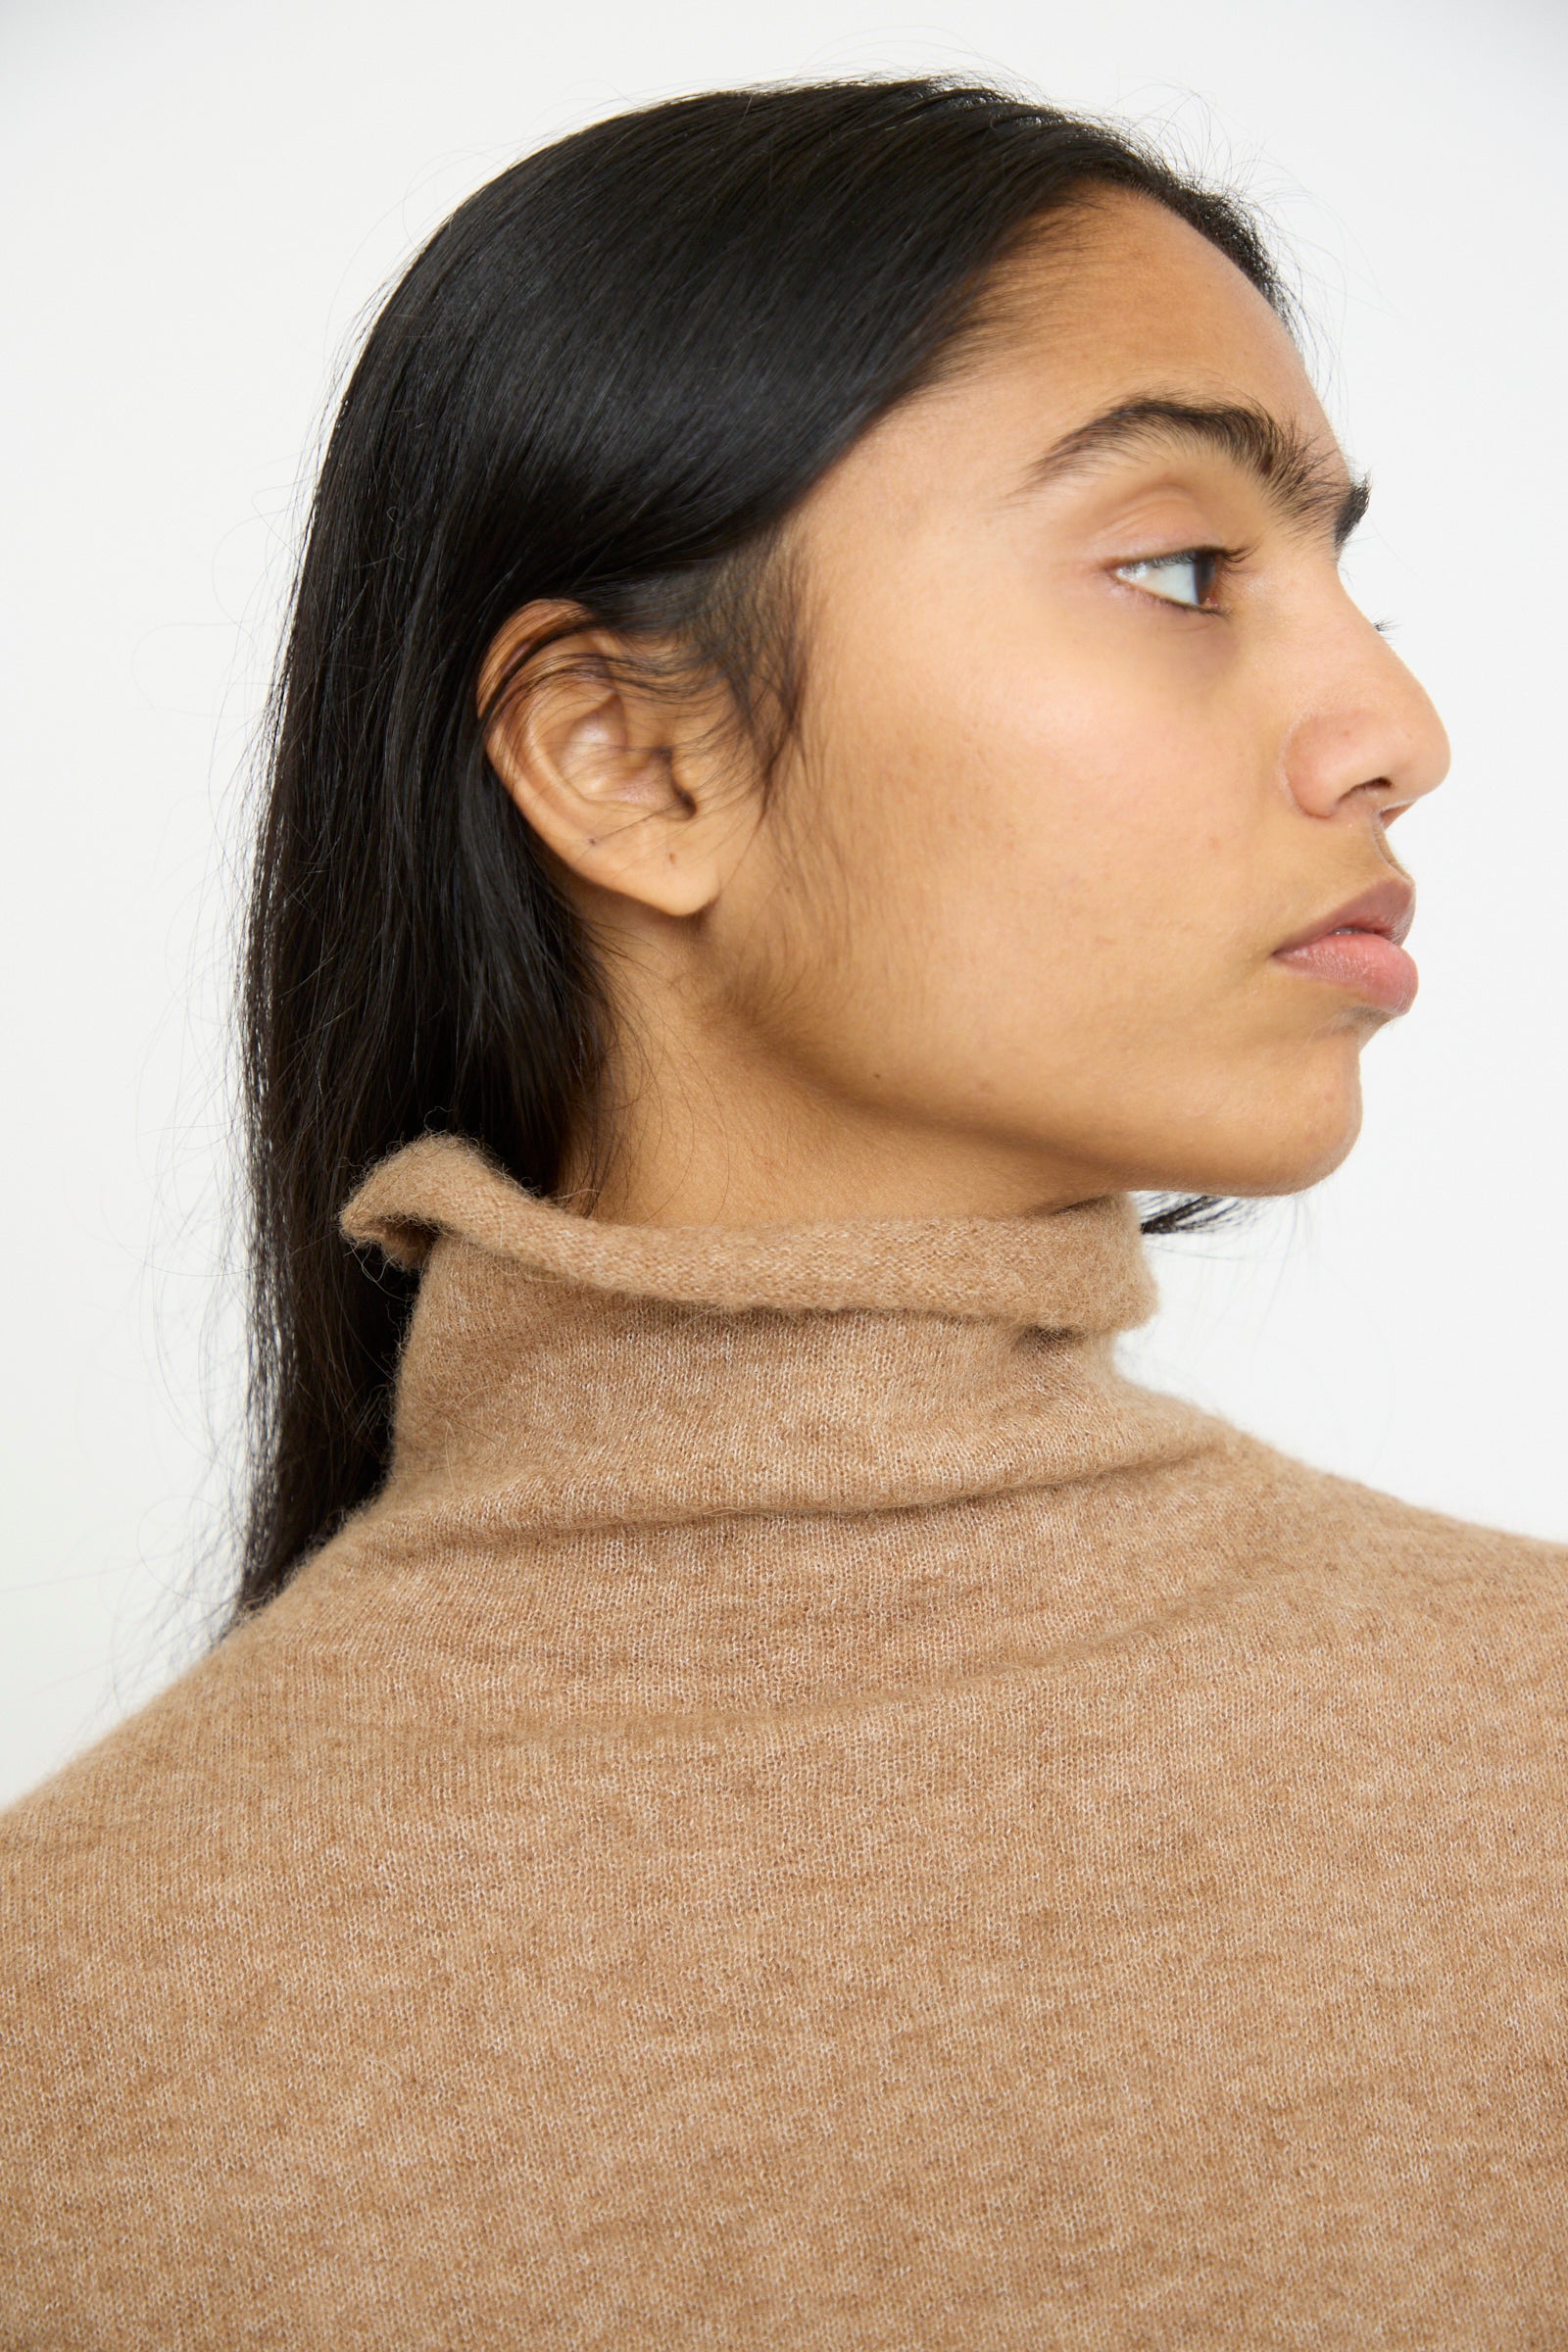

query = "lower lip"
[{"left": 1273, "top": 929, "right": 1420, "bottom": 1015}]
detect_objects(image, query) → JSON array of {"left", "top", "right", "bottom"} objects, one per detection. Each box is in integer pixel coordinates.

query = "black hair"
[{"left": 234, "top": 74, "right": 1280, "bottom": 1624}]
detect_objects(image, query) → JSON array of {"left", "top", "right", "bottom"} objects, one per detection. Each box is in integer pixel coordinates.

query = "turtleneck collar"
[{"left": 333, "top": 1136, "right": 1190, "bottom": 1543}]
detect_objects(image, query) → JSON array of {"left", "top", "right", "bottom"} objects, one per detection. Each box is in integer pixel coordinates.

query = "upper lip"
[{"left": 1274, "top": 874, "right": 1415, "bottom": 956}]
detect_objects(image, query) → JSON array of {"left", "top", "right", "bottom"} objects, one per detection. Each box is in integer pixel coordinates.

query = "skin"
[{"left": 481, "top": 188, "right": 1449, "bottom": 1225}]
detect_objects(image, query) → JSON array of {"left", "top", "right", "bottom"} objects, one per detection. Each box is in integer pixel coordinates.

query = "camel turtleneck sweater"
[{"left": 3, "top": 1135, "right": 1565, "bottom": 2348}]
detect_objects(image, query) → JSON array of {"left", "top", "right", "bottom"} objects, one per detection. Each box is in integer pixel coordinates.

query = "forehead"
[
  {"left": 813, "top": 189, "right": 1336, "bottom": 520},
  {"left": 977, "top": 187, "right": 1318, "bottom": 420}
]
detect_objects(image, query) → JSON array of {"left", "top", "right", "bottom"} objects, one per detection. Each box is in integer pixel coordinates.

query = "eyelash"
[{"left": 1111, "top": 544, "right": 1248, "bottom": 613}]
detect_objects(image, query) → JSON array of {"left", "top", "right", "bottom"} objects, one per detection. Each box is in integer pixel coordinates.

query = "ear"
[{"left": 478, "top": 601, "right": 743, "bottom": 919}]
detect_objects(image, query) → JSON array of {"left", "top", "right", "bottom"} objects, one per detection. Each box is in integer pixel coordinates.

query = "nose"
[{"left": 1282, "top": 602, "right": 1451, "bottom": 827}]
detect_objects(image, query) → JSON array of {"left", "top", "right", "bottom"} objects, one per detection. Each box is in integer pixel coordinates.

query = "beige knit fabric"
[{"left": 3, "top": 1131, "right": 1566, "bottom": 2349}]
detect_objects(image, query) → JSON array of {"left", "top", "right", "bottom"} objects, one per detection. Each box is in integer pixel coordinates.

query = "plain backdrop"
[{"left": 2, "top": 0, "right": 1563, "bottom": 1809}]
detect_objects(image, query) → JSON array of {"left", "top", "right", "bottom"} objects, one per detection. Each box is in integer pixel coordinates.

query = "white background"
[{"left": 2, "top": 0, "right": 1563, "bottom": 1809}]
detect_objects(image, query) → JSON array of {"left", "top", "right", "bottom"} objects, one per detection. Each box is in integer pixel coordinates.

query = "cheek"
[{"left": 819, "top": 599, "right": 1256, "bottom": 1029}]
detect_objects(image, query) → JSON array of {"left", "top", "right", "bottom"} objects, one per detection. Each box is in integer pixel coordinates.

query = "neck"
[
  {"left": 319, "top": 1130, "right": 1204, "bottom": 1720},
  {"left": 337, "top": 1127, "right": 1167, "bottom": 1544},
  {"left": 560, "top": 1016, "right": 1123, "bottom": 1228}
]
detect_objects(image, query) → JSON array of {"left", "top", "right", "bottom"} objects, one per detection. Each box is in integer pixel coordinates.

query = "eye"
[{"left": 1113, "top": 549, "right": 1223, "bottom": 610}]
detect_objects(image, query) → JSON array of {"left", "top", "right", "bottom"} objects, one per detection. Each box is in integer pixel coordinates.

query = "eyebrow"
[{"left": 1014, "top": 396, "right": 1371, "bottom": 550}]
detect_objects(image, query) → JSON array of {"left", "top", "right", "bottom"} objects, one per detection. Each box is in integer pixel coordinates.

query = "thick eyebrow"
[{"left": 1014, "top": 396, "right": 1370, "bottom": 551}]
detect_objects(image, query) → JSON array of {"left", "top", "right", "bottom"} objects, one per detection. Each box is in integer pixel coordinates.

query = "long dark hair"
[{"left": 234, "top": 74, "right": 1280, "bottom": 1625}]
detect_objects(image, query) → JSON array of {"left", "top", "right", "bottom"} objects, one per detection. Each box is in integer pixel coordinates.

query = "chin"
[
  {"left": 1131, "top": 1058, "right": 1366, "bottom": 1200},
  {"left": 1214, "top": 1133, "right": 1360, "bottom": 1199},
  {"left": 1201, "top": 1093, "right": 1365, "bottom": 1199}
]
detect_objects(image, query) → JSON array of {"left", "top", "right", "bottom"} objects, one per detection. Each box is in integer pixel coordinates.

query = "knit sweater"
[{"left": 3, "top": 1133, "right": 1565, "bottom": 2350}]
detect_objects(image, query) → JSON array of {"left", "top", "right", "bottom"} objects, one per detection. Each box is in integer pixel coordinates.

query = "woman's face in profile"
[{"left": 697, "top": 186, "right": 1451, "bottom": 1202}]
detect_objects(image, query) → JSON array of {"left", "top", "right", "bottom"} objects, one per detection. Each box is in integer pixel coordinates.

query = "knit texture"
[{"left": 3, "top": 1132, "right": 1565, "bottom": 2348}]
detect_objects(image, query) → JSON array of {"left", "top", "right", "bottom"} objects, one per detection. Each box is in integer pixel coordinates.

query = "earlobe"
[{"left": 478, "top": 604, "right": 722, "bottom": 918}]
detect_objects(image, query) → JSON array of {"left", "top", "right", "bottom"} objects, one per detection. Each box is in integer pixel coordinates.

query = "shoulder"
[
  {"left": 1, "top": 1630, "right": 270, "bottom": 1967},
  {"left": 0, "top": 1554, "right": 375, "bottom": 1984},
  {"left": 1155, "top": 1402, "right": 1568, "bottom": 1650},
  {"left": 0, "top": 1512, "right": 393, "bottom": 1892}
]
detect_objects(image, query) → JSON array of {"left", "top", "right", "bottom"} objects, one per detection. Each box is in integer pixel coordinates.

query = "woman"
[{"left": 2, "top": 74, "right": 1563, "bottom": 2346}]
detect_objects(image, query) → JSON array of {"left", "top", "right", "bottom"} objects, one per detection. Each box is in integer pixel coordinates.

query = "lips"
[
  {"left": 1272, "top": 875, "right": 1419, "bottom": 1016},
  {"left": 1273, "top": 875, "right": 1416, "bottom": 957}
]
